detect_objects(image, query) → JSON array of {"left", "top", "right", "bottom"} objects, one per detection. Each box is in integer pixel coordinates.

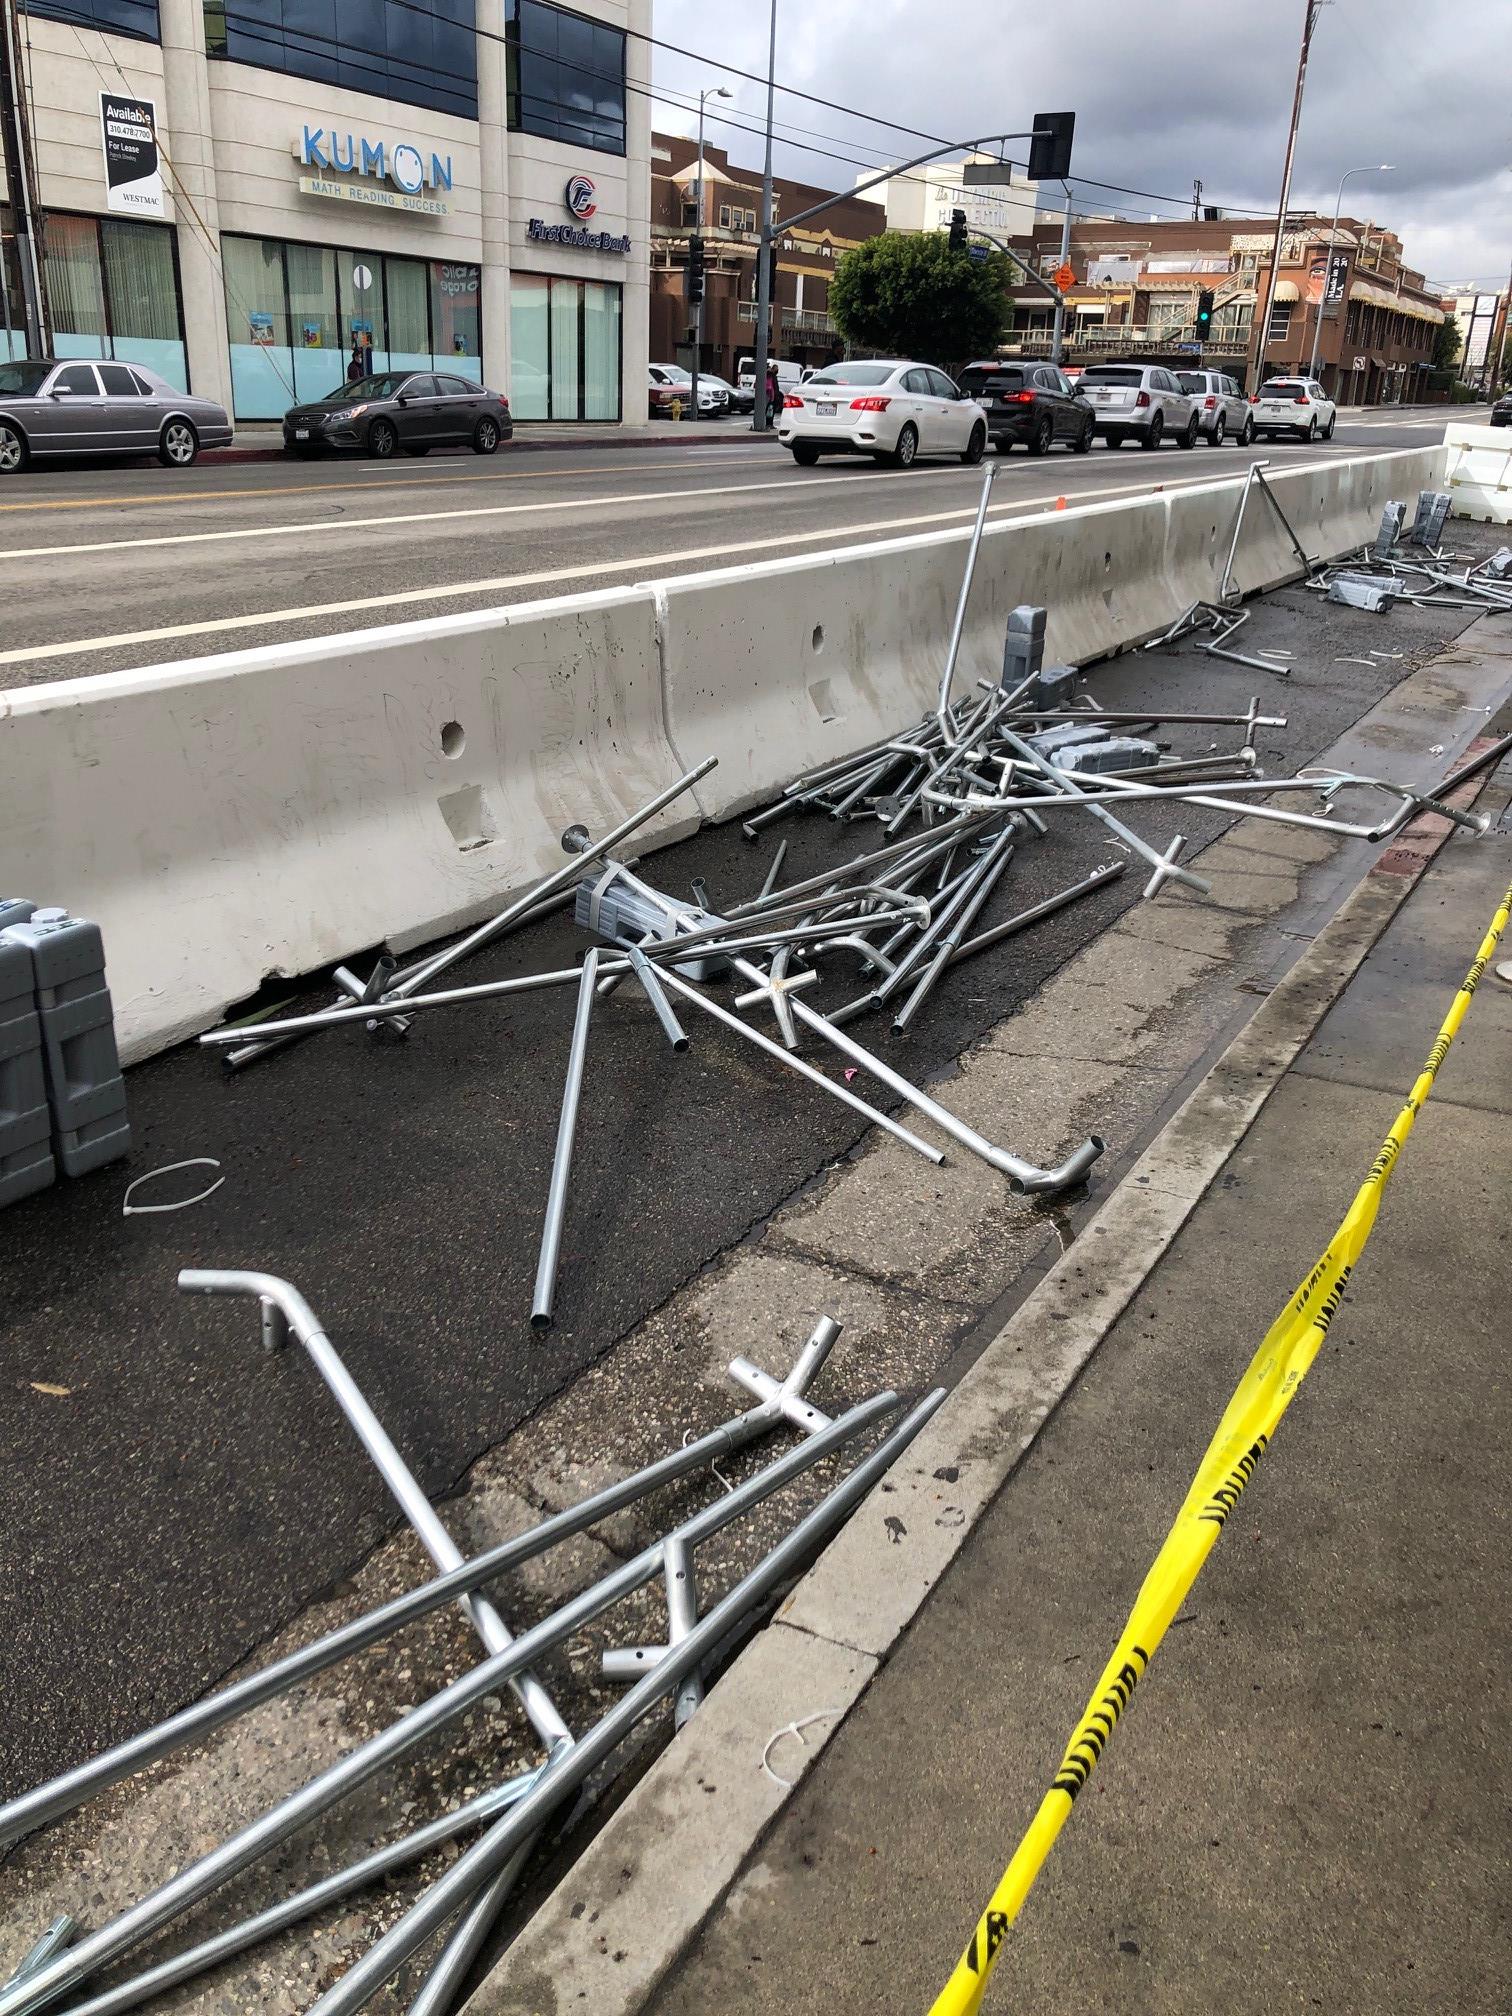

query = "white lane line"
[
  {"left": 0, "top": 464, "right": 978, "bottom": 562},
  {"left": 0, "top": 462, "right": 1328, "bottom": 672},
  {"left": 352, "top": 450, "right": 776, "bottom": 472}
]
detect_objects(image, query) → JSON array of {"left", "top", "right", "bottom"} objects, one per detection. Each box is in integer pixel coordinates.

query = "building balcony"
[
  {"left": 735, "top": 301, "right": 838, "bottom": 336},
  {"left": 1000, "top": 321, "right": 1249, "bottom": 359}
]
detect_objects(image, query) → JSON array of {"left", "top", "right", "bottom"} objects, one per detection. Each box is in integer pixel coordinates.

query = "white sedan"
[
  {"left": 777, "top": 360, "right": 988, "bottom": 468},
  {"left": 1249, "top": 376, "right": 1338, "bottom": 442}
]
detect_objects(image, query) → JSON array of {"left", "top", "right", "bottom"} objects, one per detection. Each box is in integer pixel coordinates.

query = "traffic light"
[
  {"left": 686, "top": 234, "right": 706, "bottom": 306},
  {"left": 1028, "top": 110, "right": 1075, "bottom": 183},
  {"left": 1195, "top": 288, "right": 1214, "bottom": 337},
  {"left": 948, "top": 207, "right": 969, "bottom": 251}
]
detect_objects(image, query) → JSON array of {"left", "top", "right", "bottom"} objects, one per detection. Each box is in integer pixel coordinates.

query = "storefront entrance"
[{"left": 508, "top": 272, "right": 621, "bottom": 421}]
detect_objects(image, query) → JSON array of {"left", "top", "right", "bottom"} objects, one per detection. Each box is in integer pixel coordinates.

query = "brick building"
[
  {"left": 999, "top": 214, "right": 1445, "bottom": 402},
  {"left": 649, "top": 134, "right": 884, "bottom": 381}
]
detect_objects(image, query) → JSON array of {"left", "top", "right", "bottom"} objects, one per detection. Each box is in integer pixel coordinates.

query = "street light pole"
[
  {"left": 1050, "top": 183, "right": 1073, "bottom": 364},
  {"left": 1248, "top": 0, "right": 1323, "bottom": 392},
  {"left": 690, "top": 84, "right": 730, "bottom": 422},
  {"left": 1307, "top": 162, "right": 1392, "bottom": 384},
  {"left": 752, "top": 0, "right": 778, "bottom": 432}
]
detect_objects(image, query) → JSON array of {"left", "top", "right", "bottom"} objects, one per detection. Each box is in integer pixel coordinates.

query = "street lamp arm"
[{"left": 773, "top": 133, "right": 1031, "bottom": 236}]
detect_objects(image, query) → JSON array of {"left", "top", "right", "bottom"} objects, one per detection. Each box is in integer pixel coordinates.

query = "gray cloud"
[{"left": 653, "top": 0, "right": 1511, "bottom": 286}]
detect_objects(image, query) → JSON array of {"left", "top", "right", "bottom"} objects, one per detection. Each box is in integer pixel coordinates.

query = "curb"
[
  {"left": 464, "top": 769, "right": 1494, "bottom": 2016},
  {"left": 199, "top": 429, "right": 772, "bottom": 466}
]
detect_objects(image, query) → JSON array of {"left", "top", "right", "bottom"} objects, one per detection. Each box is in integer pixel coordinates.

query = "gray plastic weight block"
[
  {"left": 0, "top": 914, "right": 130, "bottom": 1178},
  {"left": 0, "top": 939, "right": 55, "bottom": 1208},
  {"left": 1371, "top": 501, "right": 1406, "bottom": 561},
  {"left": 1029, "top": 663, "right": 1079, "bottom": 709},
  {"left": 1061, "top": 737, "right": 1161, "bottom": 775},
  {"left": 1001, "top": 604, "right": 1046, "bottom": 689}
]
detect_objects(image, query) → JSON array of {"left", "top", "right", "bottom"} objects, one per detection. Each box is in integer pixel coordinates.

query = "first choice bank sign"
[{"left": 295, "top": 125, "right": 453, "bottom": 215}]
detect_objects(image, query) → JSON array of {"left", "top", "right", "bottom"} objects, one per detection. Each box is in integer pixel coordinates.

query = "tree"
[
  {"left": 1432, "top": 315, "right": 1462, "bottom": 374},
  {"left": 829, "top": 231, "right": 1012, "bottom": 367}
]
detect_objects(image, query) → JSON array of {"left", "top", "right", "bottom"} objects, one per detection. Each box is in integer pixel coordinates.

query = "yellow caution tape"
[{"left": 929, "top": 870, "right": 1512, "bottom": 2016}]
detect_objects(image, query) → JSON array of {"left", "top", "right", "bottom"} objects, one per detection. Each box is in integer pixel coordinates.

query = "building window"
[
  {"left": 203, "top": 0, "right": 477, "bottom": 120},
  {"left": 509, "top": 272, "right": 621, "bottom": 420},
  {"left": 743, "top": 209, "right": 756, "bottom": 231},
  {"left": 681, "top": 199, "right": 699, "bottom": 228},
  {"left": 21, "top": 0, "right": 158, "bottom": 42},
  {"left": 220, "top": 233, "right": 482, "bottom": 418},
  {"left": 505, "top": 0, "right": 626, "bottom": 156},
  {"left": 718, "top": 205, "right": 732, "bottom": 230},
  {"left": 1266, "top": 302, "right": 1292, "bottom": 343},
  {"left": 36, "top": 213, "right": 188, "bottom": 387}
]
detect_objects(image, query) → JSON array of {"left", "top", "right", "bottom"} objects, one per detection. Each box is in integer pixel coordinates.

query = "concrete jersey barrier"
[
  {"left": 1443, "top": 422, "right": 1512, "bottom": 523},
  {"left": 0, "top": 444, "right": 1445, "bottom": 1063}
]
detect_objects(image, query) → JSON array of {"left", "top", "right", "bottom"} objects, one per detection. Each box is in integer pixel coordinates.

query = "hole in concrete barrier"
[
  {"left": 808, "top": 677, "right": 839, "bottom": 724},
  {"left": 1103, "top": 550, "right": 1112, "bottom": 572},
  {"left": 440, "top": 720, "right": 466, "bottom": 759},
  {"left": 438, "top": 784, "right": 499, "bottom": 852},
  {"left": 811, "top": 623, "right": 825, "bottom": 653}
]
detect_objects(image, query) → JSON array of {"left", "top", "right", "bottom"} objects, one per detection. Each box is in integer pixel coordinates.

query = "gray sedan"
[{"left": 0, "top": 357, "right": 232, "bottom": 473}]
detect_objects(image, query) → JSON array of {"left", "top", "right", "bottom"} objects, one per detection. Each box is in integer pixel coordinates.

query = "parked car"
[
  {"left": 701, "top": 372, "right": 751, "bottom": 413},
  {"left": 777, "top": 359, "right": 987, "bottom": 468},
  {"left": 1078, "top": 362, "right": 1198, "bottom": 449},
  {"left": 1491, "top": 393, "right": 1512, "bottom": 428},
  {"left": 648, "top": 365, "right": 725, "bottom": 417},
  {"left": 1249, "top": 377, "right": 1337, "bottom": 442},
  {"left": 1175, "top": 368, "right": 1254, "bottom": 447},
  {"left": 0, "top": 357, "right": 231, "bottom": 474},
  {"left": 283, "top": 372, "right": 510, "bottom": 458},
  {"left": 957, "top": 359, "right": 1093, "bottom": 455},
  {"left": 736, "top": 356, "right": 804, "bottom": 402}
]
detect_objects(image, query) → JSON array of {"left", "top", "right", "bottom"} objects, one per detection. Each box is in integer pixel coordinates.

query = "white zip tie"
[
  {"left": 684, "top": 1428, "right": 734, "bottom": 1494},
  {"left": 760, "top": 1709, "right": 842, "bottom": 1788},
  {"left": 122, "top": 1159, "right": 225, "bottom": 1216}
]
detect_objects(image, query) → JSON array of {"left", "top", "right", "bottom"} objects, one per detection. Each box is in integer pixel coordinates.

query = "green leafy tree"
[
  {"left": 1432, "top": 315, "right": 1463, "bottom": 373},
  {"left": 829, "top": 231, "right": 1012, "bottom": 368}
]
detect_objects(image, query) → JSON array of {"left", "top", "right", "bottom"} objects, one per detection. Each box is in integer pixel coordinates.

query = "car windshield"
[
  {"left": 1079, "top": 367, "right": 1145, "bottom": 385},
  {"left": 806, "top": 363, "right": 897, "bottom": 386},
  {"left": 1176, "top": 373, "right": 1207, "bottom": 393},
  {"left": 655, "top": 366, "right": 692, "bottom": 383},
  {"left": 0, "top": 361, "right": 52, "bottom": 397},
  {"left": 1260, "top": 380, "right": 1305, "bottom": 396},
  {"left": 317, "top": 375, "right": 413, "bottom": 403}
]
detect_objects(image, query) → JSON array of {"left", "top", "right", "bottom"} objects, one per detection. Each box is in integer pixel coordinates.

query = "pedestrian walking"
[
  {"left": 765, "top": 364, "right": 781, "bottom": 428},
  {"left": 347, "top": 346, "right": 366, "bottom": 385}
]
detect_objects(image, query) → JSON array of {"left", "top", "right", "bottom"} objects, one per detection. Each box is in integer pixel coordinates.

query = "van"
[{"left": 736, "top": 357, "right": 805, "bottom": 396}]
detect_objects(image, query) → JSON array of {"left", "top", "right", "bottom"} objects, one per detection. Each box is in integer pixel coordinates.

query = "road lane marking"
[
  {"left": 0, "top": 451, "right": 778, "bottom": 517},
  {"left": 0, "top": 461, "right": 1338, "bottom": 672}
]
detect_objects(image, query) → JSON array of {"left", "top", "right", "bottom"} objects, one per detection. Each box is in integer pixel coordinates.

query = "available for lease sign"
[{"left": 100, "top": 94, "right": 165, "bottom": 218}]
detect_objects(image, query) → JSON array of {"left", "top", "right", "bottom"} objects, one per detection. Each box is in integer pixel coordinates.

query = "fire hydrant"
[{"left": 670, "top": 395, "right": 684, "bottom": 422}]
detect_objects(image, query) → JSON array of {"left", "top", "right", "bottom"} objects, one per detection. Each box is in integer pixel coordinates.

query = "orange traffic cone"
[{"left": 1055, "top": 496, "right": 1068, "bottom": 510}]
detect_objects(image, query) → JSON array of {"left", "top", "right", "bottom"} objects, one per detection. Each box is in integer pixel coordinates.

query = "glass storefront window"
[
  {"left": 510, "top": 273, "right": 621, "bottom": 422},
  {"left": 221, "top": 234, "right": 483, "bottom": 419},
  {"left": 39, "top": 214, "right": 188, "bottom": 389}
]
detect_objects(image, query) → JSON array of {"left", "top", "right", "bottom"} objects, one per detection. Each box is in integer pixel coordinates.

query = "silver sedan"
[{"left": 0, "top": 357, "right": 232, "bottom": 473}]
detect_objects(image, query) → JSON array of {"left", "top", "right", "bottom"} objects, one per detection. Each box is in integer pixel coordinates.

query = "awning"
[
  {"left": 1350, "top": 277, "right": 1445, "bottom": 323},
  {"left": 1272, "top": 280, "right": 1300, "bottom": 303},
  {"left": 671, "top": 157, "right": 734, "bottom": 186}
]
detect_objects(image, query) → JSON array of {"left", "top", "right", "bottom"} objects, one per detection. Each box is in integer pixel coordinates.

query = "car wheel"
[
  {"left": 1141, "top": 414, "right": 1164, "bottom": 451},
  {"left": 1306, "top": 415, "right": 1319, "bottom": 441},
  {"left": 1178, "top": 415, "right": 1199, "bottom": 449},
  {"left": 1073, "top": 421, "right": 1093, "bottom": 453},
  {"left": 158, "top": 418, "right": 199, "bottom": 468},
  {"left": 1207, "top": 417, "right": 1225, "bottom": 447},
  {"left": 1103, "top": 429, "right": 1124, "bottom": 447},
  {"left": 961, "top": 422, "right": 986, "bottom": 466},
  {"left": 0, "top": 421, "right": 29, "bottom": 475},
  {"left": 792, "top": 443, "right": 821, "bottom": 466},
  {"left": 1026, "top": 414, "right": 1053, "bottom": 457},
  {"left": 404, "top": 445, "right": 431, "bottom": 457},
  {"left": 890, "top": 422, "right": 918, "bottom": 469},
  {"left": 1323, "top": 412, "right": 1336, "bottom": 439},
  {"left": 472, "top": 416, "right": 500, "bottom": 455},
  {"left": 368, "top": 418, "right": 398, "bottom": 458},
  {"left": 1238, "top": 416, "right": 1255, "bottom": 447}
]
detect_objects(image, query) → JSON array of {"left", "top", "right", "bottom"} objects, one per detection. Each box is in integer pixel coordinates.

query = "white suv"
[
  {"left": 1078, "top": 362, "right": 1199, "bottom": 450},
  {"left": 1250, "top": 377, "right": 1337, "bottom": 442},
  {"left": 1176, "top": 368, "right": 1254, "bottom": 448}
]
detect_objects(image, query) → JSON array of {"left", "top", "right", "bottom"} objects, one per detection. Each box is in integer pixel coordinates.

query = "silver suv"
[
  {"left": 1175, "top": 368, "right": 1254, "bottom": 448},
  {"left": 1078, "top": 361, "right": 1198, "bottom": 450}
]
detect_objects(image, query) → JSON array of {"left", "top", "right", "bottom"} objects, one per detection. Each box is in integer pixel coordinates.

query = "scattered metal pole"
[
  {"left": 531, "top": 949, "right": 600, "bottom": 1331},
  {"left": 937, "top": 461, "right": 999, "bottom": 741}
]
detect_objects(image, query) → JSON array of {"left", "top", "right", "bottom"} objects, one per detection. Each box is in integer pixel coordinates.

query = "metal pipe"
[
  {"left": 202, "top": 962, "right": 623, "bottom": 1049},
  {"left": 725, "top": 813, "right": 985, "bottom": 919},
  {"left": 0, "top": 1343, "right": 846, "bottom": 1851},
  {"left": 664, "top": 1536, "right": 704, "bottom": 1729},
  {"left": 0, "top": 1394, "right": 903, "bottom": 2016},
  {"left": 178, "top": 1272, "right": 570, "bottom": 1749},
  {"left": 758, "top": 839, "right": 788, "bottom": 898},
  {"left": 654, "top": 967, "right": 945, "bottom": 1165},
  {"left": 627, "top": 945, "right": 689, "bottom": 1053},
  {"left": 301, "top": 1390, "right": 946, "bottom": 2016},
  {"left": 892, "top": 835, "right": 1016, "bottom": 1032},
  {"left": 54, "top": 1772, "right": 551, "bottom": 2016},
  {"left": 937, "top": 462, "right": 998, "bottom": 742},
  {"left": 787, "top": 995, "right": 1104, "bottom": 1197},
  {"left": 948, "top": 861, "right": 1128, "bottom": 962},
  {"left": 2, "top": 1922, "right": 73, "bottom": 1994},
  {"left": 403, "top": 1850, "right": 531, "bottom": 2016},
  {"left": 531, "top": 951, "right": 600, "bottom": 1331}
]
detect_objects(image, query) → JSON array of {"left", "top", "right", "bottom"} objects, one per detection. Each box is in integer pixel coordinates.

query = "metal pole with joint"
[
  {"left": 752, "top": 0, "right": 777, "bottom": 431},
  {"left": 1050, "top": 182, "right": 1073, "bottom": 364},
  {"left": 1247, "top": 0, "right": 1322, "bottom": 391},
  {"left": 691, "top": 85, "right": 732, "bottom": 420},
  {"left": 1307, "top": 164, "right": 1392, "bottom": 384}
]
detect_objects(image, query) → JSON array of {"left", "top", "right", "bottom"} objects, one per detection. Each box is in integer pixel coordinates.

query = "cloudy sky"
[{"left": 651, "top": 0, "right": 1510, "bottom": 290}]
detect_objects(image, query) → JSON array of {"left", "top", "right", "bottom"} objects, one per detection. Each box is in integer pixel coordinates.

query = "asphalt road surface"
[{"left": 0, "top": 406, "right": 1475, "bottom": 689}]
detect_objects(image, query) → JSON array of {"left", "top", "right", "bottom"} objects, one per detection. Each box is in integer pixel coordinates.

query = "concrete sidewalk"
[{"left": 635, "top": 773, "right": 1512, "bottom": 2015}]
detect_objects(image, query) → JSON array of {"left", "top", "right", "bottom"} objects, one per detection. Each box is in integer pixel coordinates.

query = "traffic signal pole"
[{"left": 1050, "top": 185, "right": 1073, "bottom": 364}]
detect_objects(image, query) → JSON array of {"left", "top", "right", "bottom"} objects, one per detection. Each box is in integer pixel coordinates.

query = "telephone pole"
[
  {"left": 1247, "top": 0, "right": 1323, "bottom": 391},
  {"left": 1, "top": 0, "right": 48, "bottom": 354}
]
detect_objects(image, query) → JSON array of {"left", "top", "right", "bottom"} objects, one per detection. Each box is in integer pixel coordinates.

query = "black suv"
[{"left": 957, "top": 360, "right": 1094, "bottom": 456}]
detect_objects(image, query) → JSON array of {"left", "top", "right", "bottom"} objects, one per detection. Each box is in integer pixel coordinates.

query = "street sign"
[
  {"left": 961, "top": 162, "right": 1018, "bottom": 186},
  {"left": 1053, "top": 263, "right": 1074, "bottom": 291},
  {"left": 351, "top": 263, "right": 373, "bottom": 292},
  {"left": 1175, "top": 342, "right": 1202, "bottom": 353},
  {"left": 968, "top": 244, "right": 989, "bottom": 263}
]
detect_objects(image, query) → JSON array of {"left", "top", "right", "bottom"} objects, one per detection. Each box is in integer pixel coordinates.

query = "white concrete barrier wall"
[
  {"left": 0, "top": 445, "right": 1442, "bottom": 1063},
  {"left": 1443, "top": 422, "right": 1512, "bottom": 523},
  {"left": 0, "top": 588, "right": 690, "bottom": 1062}
]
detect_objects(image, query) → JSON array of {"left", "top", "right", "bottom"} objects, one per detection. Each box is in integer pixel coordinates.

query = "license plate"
[
  {"left": 294, "top": 427, "right": 310, "bottom": 439},
  {"left": 816, "top": 401, "right": 836, "bottom": 417}
]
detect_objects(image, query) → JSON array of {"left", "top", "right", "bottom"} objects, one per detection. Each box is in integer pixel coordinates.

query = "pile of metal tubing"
[
  {"left": 0, "top": 1272, "right": 943, "bottom": 2016},
  {"left": 1298, "top": 488, "right": 1512, "bottom": 615}
]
